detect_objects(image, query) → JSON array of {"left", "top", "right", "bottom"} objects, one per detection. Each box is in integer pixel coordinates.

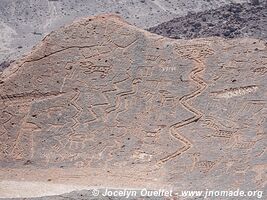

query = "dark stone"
[
  {"left": 223, "top": 30, "right": 231, "bottom": 37},
  {"left": 0, "top": 61, "right": 10, "bottom": 70},
  {"left": 23, "top": 160, "right": 33, "bottom": 165},
  {"left": 250, "top": 0, "right": 260, "bottom": 5},
  {"left": 147, "top": 2, "right": 267, "bottom": 40}
]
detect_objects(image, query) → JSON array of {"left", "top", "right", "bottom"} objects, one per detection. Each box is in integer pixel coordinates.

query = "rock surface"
[
  {"left": 0, "top": 14, "right": 266, "bottom": 199},
  {"left": 0, "top": 0, "right": 248, "bottom": 64},
  {"left": 148, "top": 2, "right": 267, "bottom": 40}
]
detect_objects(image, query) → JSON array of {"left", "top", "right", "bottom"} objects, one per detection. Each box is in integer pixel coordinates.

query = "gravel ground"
[{"left": 148, "top": 2, "right": 267, "bottom": 40}]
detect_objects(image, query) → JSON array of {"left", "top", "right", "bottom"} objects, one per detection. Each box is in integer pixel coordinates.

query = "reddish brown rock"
[{"left": 0, "top": 14, "right": 266, "bottom": 198}]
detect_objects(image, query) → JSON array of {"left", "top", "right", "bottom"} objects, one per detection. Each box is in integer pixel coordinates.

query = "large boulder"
[{"left": 0, "top": 14, "right": 266, "bottom": 198}]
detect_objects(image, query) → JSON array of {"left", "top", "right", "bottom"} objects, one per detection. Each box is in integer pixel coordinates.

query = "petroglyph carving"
[
  {"left": 229, "top": 135, "right": 264, "bottom": 150},
  {"left": 159, "top": 44, "right": 212, "bottom": 164},
  {"left": 251, "top": 164, "right": 267, "bottom": 188},
  {"left": 189, "top": 153, "right": 218, "bottom": 173},
  {"left": 252, "top": 67, "right": 267, "bottom": 75},
  {"left": 0, "top": 14, "right": 266, "bottom": 192},
  {"left": 211, "top": 85, "right": 258, "bottom": 98},
  {"left": 0, "top": 91, "right": 64, "bottom": 102},
  {"left": 132, "top": 151, "right": 153, "bottom": 162},
  {"left": 175, "top": 44, "right": 214, "bottom": 59},
  {"left": 162, "top": 67, "right": 176, "bottom": 72}
]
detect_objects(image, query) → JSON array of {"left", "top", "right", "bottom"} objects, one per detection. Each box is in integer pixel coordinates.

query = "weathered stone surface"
[
  {"left": 0, "top": 0, "right": 249, "bottom": 64},
  {"left": 0, "top": 14, "right": 266, "bottom": 198}
]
